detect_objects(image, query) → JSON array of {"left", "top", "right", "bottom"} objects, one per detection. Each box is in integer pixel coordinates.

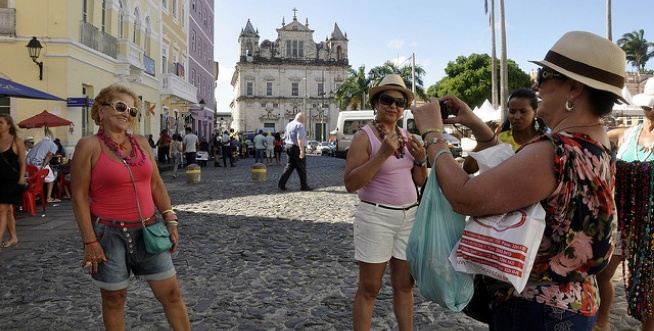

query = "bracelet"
[
  {"left": 166, "top": 220, "right": 179, "bottom": 226},
  {"left": 83, "top": 239, "right": 98, "bottom": 246},
  {"left": 476, "top": 132, "right": 497, "bottom": 143},
  {"left": 423, "top": 137, "right": 448, "bottom": 148},
  {"left": 420, "top": 128, "right": 443, "bottom": 140},
  {"left": 414, "top": 155, "right": 428, "bottom": 166},
  {"left": 17, "top": 181, "right": 26, "bottom": 186},
  {"left": 161, "top": 209, "right": 175, "bottom": 217},
  {"left": 432, "top": 148, "right": 452, "bottom": 165},
  {"left": 164, "top": 213, "right": 178, "bottom": 222}
]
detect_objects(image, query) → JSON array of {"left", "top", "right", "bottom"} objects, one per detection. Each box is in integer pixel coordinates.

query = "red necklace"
[
  {"left": 97, "top": 128, "right": 147, "bottom": 166},
  {"left": 372, "top": 119, "right": 406, "bottom": 158}
]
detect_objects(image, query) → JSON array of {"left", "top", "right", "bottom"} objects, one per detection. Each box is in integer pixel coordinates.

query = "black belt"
[{"left": 361, "top": 200, "right": 418, "bottom": 211}]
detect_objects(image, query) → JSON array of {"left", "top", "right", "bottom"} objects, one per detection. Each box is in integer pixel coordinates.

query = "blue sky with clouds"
[{"left": 214, "top": 0, "right": 653, "bottom": 111}]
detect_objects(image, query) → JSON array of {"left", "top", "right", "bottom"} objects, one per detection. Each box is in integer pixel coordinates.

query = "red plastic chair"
[
  {"left": 25, "top": 164, "right": 39, "bottom": 177},
  {"left": 22, "top": 168, "right": 49, "bottom": 216},
  {"left": 56, "top": 165, "right": 71, "bottom": 199}
]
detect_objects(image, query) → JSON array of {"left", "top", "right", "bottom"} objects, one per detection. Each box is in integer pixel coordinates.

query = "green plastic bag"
[{"left": 406, "top": 160, "right": 474, "bottom": 312}]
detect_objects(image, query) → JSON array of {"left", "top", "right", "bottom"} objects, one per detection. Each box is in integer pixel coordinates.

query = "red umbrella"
[{"left": 18, "top": 110, "right": 72, "bottom": 129}]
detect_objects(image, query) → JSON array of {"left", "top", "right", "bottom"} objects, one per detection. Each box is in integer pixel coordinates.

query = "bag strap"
[
  {"left": 0, "top": 137, "right": 19, "bottom": 174},
  {"left": 107, "top": 146, "right": 146, "bottom": 226}
]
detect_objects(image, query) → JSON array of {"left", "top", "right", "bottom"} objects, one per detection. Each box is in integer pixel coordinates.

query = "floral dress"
[{"left": 490, "top": 132, "right": 617, "bottom": 316}]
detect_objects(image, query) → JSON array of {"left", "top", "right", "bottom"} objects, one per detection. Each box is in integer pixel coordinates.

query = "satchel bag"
[
  {"left": 112, "top": 150, "right": 173, "bottom": 255},
  {"left": 406, "top": 150, "right": 474, "bottom": 312}
]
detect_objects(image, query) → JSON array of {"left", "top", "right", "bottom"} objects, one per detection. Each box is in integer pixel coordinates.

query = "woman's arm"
[
  {"left": 343, "top": 127, "right": 398, "bottom": 192},
  {"left": 15, "top": 137, "right": 26, "bottom": 183}
]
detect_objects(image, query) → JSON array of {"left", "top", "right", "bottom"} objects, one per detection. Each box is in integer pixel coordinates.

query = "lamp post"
[{"left": 26, "top": 37, "right": 43, "bottom": 80}]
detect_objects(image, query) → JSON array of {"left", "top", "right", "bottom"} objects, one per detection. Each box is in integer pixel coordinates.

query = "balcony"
[
  {"left": 80, "top": 21, "right": 118, "bottom": 58},
  {"left": 117, "top": 39, "right": 143, "bottom": 69},
  {"left": 0, "top": 8, "right": 16, "bottom": 36},
  {"left": 161, "top": 70, "right": 197, "bottom": 103}
]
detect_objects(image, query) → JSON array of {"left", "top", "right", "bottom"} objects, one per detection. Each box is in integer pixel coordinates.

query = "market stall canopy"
[
  {"left": 473, "top": 99, "right": 501, "bottom": 122},
  {"left": 0, "top": 77, "right": 65, "bottom": 101},
  {"left": 18, "top": 110, "right": 72, "bottom": 129}
]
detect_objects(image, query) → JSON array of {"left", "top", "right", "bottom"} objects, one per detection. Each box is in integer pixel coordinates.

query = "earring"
[
  {"left": 565, "top": 100, "right": 574, "bottom": 112},
  {"left": 534, "top": 118, "right": 540, "bottom": 131}
]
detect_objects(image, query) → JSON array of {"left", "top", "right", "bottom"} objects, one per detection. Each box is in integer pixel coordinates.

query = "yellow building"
[{"left": 0, "top": 0, "right": 196, "bottom": 154}]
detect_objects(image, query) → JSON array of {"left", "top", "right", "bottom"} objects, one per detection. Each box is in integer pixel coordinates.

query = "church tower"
[{"left": 230, "top": 9, "right": 350, "bottom": 141}]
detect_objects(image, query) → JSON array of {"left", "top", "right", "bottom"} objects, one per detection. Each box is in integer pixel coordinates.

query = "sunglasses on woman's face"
[
  {"left": 537, "top": 68, "right": 565, "bottom": 87},
  {"left": 103, "top": 101, "right": 138, "bottom": 117},
  {"left": 379, "top": 94, "right": 407, "bottom": 108}
]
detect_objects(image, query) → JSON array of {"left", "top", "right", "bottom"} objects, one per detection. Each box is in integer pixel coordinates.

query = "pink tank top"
[
  {"left": 357, "top": 125, "right": 418, "bottom": 205},
  {"left": 90, "top": 137, "right": 155, "bottom": 220}
]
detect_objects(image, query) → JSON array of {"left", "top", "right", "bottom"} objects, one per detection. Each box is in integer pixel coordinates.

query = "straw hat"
[
  {"left": 24, "top": 136, "right": 34, "bottom": 143},
  {"left": 632, "top": 78, "right": 654, "bottom": 109},
  {"left": 530, "top": 31, "right": 626, "bottom": 102},
  {"left": 369, "top": 74, "right": 415, "bottom": 106}
]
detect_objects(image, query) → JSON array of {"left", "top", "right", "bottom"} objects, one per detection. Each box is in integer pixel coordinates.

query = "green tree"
[
  {"left": 426, "top": 53, "right": 532, "bottom": 107},
  {"left": 335, "top": 61, "right": 427, "bottom": 110},
  {"left": 617, "top": 29, "right": 654, "bottom": 72}
]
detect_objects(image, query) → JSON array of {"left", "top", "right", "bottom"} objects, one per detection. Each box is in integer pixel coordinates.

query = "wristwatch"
[{"left": 414, "top": 155, "right": 427, "bottom": 166}]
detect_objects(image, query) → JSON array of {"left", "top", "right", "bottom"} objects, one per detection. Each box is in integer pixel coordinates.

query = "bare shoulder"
[{"left": 607, "top": 127, "right": 629, "bottom": 145}]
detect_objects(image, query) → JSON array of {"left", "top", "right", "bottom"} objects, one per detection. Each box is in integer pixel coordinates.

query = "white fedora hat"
[{"left": 531, "top": 31, "right": 626, "bottom": 102}]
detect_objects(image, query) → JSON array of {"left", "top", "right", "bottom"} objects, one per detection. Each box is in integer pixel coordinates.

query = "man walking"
[
  {"left": 182, "top": 127, "right": 198, "bottom": 166},
  {"left": 253, "top": 130, "right": 265, "bottom": 164},
  {"left": 221, "top": 131, "right": 234, "bottom": 167},
  {"left": 264, "top": 131, "right": 275, "bottom": 166},
  {"left": 278, "top": 113, "right": 311, "bottom": 191}
]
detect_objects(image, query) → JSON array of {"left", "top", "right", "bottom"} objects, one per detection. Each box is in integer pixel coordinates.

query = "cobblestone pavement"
[{"left": 0, "top": 154, "right": 642, "bottom": 330}]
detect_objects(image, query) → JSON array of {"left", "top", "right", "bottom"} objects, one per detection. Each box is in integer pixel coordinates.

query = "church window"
[
  {"left": 246, "top": 82, "right": 253, "bottom": 96},
  {"left": 267, "top": 82, "right": 273, "bottom": 96},
  {"left": 291, "top": 83, "right": 299, "bottom": 96}
]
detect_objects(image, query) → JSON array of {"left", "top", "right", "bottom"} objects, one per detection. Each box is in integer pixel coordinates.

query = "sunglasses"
[
  {"left": 537, "top": 68, "right": 565, "bottom": 87},
  {"left": 379, "top": 94, "right": 407, "bottom": 108},
  {"left": 103, "top": 101, "right": 138, "bottom": 117}
]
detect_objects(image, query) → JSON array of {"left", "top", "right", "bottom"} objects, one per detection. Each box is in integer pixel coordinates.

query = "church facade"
[{"left": 230, "top": 10, "right": 349, "bottom": 141}]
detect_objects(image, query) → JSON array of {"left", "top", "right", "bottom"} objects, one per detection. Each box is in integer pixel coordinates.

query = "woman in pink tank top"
[
  {"left": 344, "top": 74, "right": 427, "bottom": 330},
  {"left": 71, "top": 84, "right": 190, "bottom": 330}
]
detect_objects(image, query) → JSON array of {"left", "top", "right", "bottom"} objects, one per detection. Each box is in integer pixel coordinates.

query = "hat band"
[{"left": 544, "top": 51, "right": 624, "bottom": 89}]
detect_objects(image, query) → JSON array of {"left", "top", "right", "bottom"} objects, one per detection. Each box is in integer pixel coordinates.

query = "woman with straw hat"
[
  {"left": 345, "top": 74, "right": 427, "bottom": 330},
  {"left": 412, "top": 31, "right": 624, "bottom": 329}
]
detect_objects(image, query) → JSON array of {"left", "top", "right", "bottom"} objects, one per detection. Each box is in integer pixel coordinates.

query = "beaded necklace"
[
  {"left": 634, "top": 126, "right": 654, "bottom": 161},
  {"left": 372, "top": 119, "right": 406, "bottom": 158},
  {"left": 615, "top": 160, "right": 654, "bottom": 321},
  {"left": 97, "top": 128, "right": 147, "bottom": 166}
]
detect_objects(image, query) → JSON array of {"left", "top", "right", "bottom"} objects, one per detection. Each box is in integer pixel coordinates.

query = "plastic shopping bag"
[
  {"left": 449, "top": 143, "right": 546, "bottom": 293},
  {"left": 406, "top": 161, "right": 474, "bottom": 312}
]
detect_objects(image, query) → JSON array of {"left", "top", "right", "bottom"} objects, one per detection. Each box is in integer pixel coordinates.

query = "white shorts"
[
  {"left": 266, "top": 147, "right": 274, "bottom": 157},
  {"left": 353, "top": 201, "right": 417, "bottom": 263}
]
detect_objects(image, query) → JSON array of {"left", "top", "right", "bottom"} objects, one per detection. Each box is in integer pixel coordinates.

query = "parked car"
[
  {"left": 318, "top": 141, "right": 334, "bottom": 156},
  {"left": 306, "top": 140, "right": 319, "bottom": 153}
]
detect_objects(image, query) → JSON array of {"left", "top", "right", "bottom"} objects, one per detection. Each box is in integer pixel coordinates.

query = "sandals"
[{"left": 1, "top": 241, "right": 18, "bottom": 248}]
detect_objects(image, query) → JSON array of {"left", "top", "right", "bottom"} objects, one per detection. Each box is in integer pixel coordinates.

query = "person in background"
[
  {"left": 344, "top": 74, "right": 428, "bottom": 330},
  {"left": 253, "top": 130, "right": 265, "bottom": 164},
  {"left": 169, "top": 133, "right": 183, "bottom": 180},
  {"left": 278, "top": 113, "right": 312, "bottom": 191},
  {"left": 0, "top": 114, "right": 26, "bottom": 250},
  {"left": 595, "top": 82, "right": 654, "bottom": 331},
  {"left": 156, "top": 129, "right": 171, "bottom": 164},
  {"left": 412, "top": 31, "right": 622, "bottom": 330},
  {"left": 221, "top": 131, "right": 234, "bottom": 167},
  {"left": 182, "top": 127, "right": 198, "bottom": 166},
  {"left": 70, "top": 84, "right": 190, "bottom": 330},
  {"left": 463, "top": 88, "right": 548, "bottom": 174},
  {"left": 54, "top": 138, "right": 66, "bottom": 157},
  {"left": 147, "top": 134, "right": 156, "bottom": 159},
  {"left": 264, "top": 131, "right": 275, "bottom": 166},
  {"left": 26, "top": 135, "right": 59, "bottom": 203},
  {"left": 273, "top": 132, "right": 283, "bottom": 166},
  {"left": 24, "top": 136, "right": 34, "bottom": 154}
]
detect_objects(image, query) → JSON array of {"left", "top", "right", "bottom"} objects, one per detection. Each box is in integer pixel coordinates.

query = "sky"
[{"left": 214, "top": 0, "right": 653, "bottom": 112}]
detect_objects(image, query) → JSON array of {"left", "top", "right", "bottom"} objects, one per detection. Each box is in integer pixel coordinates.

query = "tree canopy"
[
  {"left": 617, "top": 29, "right": 654, "bottom": 72},
  {"left": 426, "top": 53, "right": 533, "bottom": 108}
]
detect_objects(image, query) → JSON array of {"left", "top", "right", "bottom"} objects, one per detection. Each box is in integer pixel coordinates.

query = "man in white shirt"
[
  {"left": 221, "top": 131, "right": 234, "bottom": 167},
  {"left": 264, "top": 131, "right": 275, "bottom": 166},
  {"left": 26, "top": 136, "right": 59, "bottom": 202},
  {"left": 182, "top": 127, "right": 199, "bottom": 166}
]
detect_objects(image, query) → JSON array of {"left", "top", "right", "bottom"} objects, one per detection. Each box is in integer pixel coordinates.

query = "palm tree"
[
  {"left": 370, "top": 61, "right": 427, "bottom": 101},
  {"left": 617, "top": 29, "right": 654, "bottom": 72},
  {"left": 335, "top": 65, "right": 370, "bottom": 110}
]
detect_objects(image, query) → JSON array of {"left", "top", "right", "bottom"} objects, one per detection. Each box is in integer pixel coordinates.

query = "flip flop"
[
  {"left": 47, "top": 199, "right": 61, "bottom": 203},
  {"left": 1, "top": 241, "right": 18, "bottom": 248}
]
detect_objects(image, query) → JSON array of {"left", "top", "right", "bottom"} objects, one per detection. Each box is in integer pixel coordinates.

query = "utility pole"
[{"left": 499, "top": 0, "right": 508, "bottom": 121}]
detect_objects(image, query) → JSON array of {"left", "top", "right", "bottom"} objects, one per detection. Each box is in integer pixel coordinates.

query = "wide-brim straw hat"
[
  {"left": 530, "top": 31, "right": 626, "bottom": 103},
  {"left": 632, "top": 93, "right": 654, "bottom": 109},
  {"left": 369, "top": 74, "right": 415, "bottom": 106}
]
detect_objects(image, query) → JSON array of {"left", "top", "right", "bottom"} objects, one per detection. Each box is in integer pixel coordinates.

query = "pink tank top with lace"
[{"left": 90, "top": 137, "right": 155, "bottom": 220}]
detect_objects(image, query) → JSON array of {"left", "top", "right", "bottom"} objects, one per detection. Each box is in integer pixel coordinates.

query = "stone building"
[{"left": 231, "top": 9, "right": 349, "bottom": 141}]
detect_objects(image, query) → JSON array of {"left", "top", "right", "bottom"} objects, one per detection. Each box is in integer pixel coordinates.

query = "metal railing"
[{"left": 0, "top": 8, "right": 16, "bottom": 36}]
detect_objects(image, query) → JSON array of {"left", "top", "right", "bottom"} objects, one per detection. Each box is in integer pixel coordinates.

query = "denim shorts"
[
  {"left": 353, "top": 201, "right": 417, "bottom": 263},
  {"left": 91, "top": 221, "right": 176, "bottom": 291},
  {"left": 493, "top": 297, "right": 597, "bottom": 331}
]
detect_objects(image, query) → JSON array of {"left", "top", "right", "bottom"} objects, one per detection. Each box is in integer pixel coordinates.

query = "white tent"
[{"left": 473, "top": 99, "right": 501, "bottom": 122}]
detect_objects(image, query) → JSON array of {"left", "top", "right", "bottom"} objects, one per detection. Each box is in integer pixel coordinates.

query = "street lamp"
[{"left": 26, "top": 37, "right": 43, "bottom": 80}]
